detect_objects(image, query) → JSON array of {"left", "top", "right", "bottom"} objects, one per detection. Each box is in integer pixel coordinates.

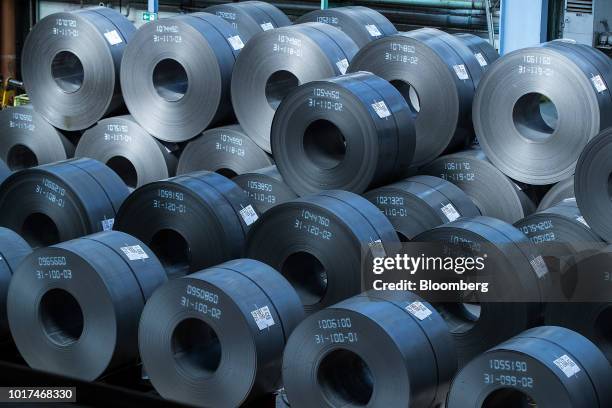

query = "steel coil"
[
  {"left": 138, "top": 259, "right": 304, "bottom": 407},
  {"left": 0, "top": 158, "right": 129, "bottom": 248},
  {"left": 271, "top": 71, "right": 416, "bottom": 195},
  {"left": 296, "top": 6, "right": 397, "bottom": 48},
  {"left": 365, "top": 175, "right": 480, "bottom": 241},
  {"left": 231, "top": 22, "right": 359, "bottom": 152},
  {"left": 247, "top": 190, "right": 398, "bottom": 313},
  {"left": 7, "top": 230, "right": 167, "bottom": 381},
  {"left": 283, "top": 290, "right": 456, "bottom": 408},
  {"left": 233, "top": 165, "right": 298, "bottom": 213},
  {"left": 421, "top": 148, "right": 535, "bottom": 223},
  {"left": 446, "top": 326, "right": 612, "bottom": 408},
  {"left": 455, "top": 33, "right": 499, "bottom": 68},
  {"left": 177, "top": 125, "right": 273, "bottom": 177},
  {"left": 121, "top": 13, "right": 244, "bottom": 142},
  {"left": 205, "top": 1, "right": 290, "bottom": 43},
  {"left": 0, "top": 106, "right": 74, "bottom": 170},
  {"left": 348, "top": 28, "right": 490, "bottom": 166},
  {"left": 75, "top": 115, "right": 177, "bottom": 189},
  {"left": 0, "top": 228, "right": 32, "bottom": 343},
  {"left": 575, "top": 127, "right": 612, "bottom": 242},
  {"left": 474, "top": 41, "right": 612, "bottom": 185},
  {"left": 415, "top": 216, "right": 551, "bottom": 365},
  {"left": 21, "top": 7, "right": 135, "bottom": 131},
  {"left": 114, "top": 171, "right": 259, "bottom": 278},
  {"left": 537, "top": 177, "right": 574, "bottom": 211}
]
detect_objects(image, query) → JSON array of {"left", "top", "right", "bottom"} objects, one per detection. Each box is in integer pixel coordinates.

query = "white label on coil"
[
  {"left": 336, "top": 58, "right": 349, "bottom": 74},
  {"left": 441, "top": 203, "right": 461, "bottom": 221},
  {"left": 239, "top": 205, "right": 259, "bottom": 226},
  {"left": 251, "top": 305, "right": 275, "bottom": 330},
  {"left": 576, "top": 216, "right": 589, "bottom": 227},
  {"left": 228, "top": 35, "right": 245, "bottom": 50},
  {"left": 120, "top": 245, "right": 150, "bottom": 261},
  {"left": 371, "top": 101, "right": 391, "bottom": 118},
  {"left": 405, "top": 301, "right": 433, "bottom": 320},
  {"left": 104, "top": 30, "right": 123, "bottom": 45},
  {"left": 365, "top": 24, "right": 382, "bottom": 37},
  {"left": 553, "top": 354, "right": 581, "bottom": 378},
  {"left": 475, "top": 52, "right": 488, "bottom": 67},
  {"left": 591, "top": 74, "right": 607, "bottom": 93},
  {"left": 369, "top": 239, "right": 386, "bottom": 258},
  {"left": 101, "top": 218, "right": 114, "bottom": 231},
  {"left": 530, "top": 255, "right": 548, "bottom": 278},
  {"left": 260, "top": 22, "right": 274, "bottom": 31},
  {"left": 453, "top": 64, "right": 470, "bottom": 80}
]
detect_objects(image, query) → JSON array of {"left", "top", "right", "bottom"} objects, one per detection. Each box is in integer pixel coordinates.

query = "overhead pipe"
[{"left": 359, "top": 0, "right": 485, "bottom": 9}]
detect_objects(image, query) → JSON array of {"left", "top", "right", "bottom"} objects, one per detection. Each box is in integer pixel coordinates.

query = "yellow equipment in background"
[{"left": 0, "top": 78, "right": 26, "bottom": 109}]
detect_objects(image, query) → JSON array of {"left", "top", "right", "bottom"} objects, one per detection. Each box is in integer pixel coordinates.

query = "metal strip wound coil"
[
  {"left": 421, "top": 148, "right": 535, "bottom": 223},
  {"left": 537, "top": 177, "right": 574, "bottom": 211},
  {"left": 365, "top": 175, "right": 480, "bottom": 241},
  {"left": 114, "top": 171, "right": 260, "bottom": 278},
  {"left": 233, "top": 165, "right": 298, "bottom": 213},
  {"left": 473, "top": 41, "right": 612, "bottom": 185},
  {"left": 282, "top": 290, "right": 456, "bottom": 408},
  {"left": 177, "top": 125, "right": 273, "bottom": 177},
  {"left": 446, "top": 326, "right": 612, "bottom": 408},
  {"left": 138, "top": 259, "right": 304, "bottom": 407},
  {"left": 205, "top": 1, "right": 291, "bottom": 43},
  {"left": 271, "top": 71, "right": 416, "bottom": 195},
  {"left": 121, "top": 13, "right": 244, "bottom": 142},
  {"left": 7, "top": 230, "right": 167, "bottom": 381},
  {"left": 0, "top": 158, "right": 129, "bottom": 248},
  {"left": 21, "top": 7, "right": 135, "bottom": 131},
  {"left": 0, "top": 106, "right": 74, "bottom": 170},
  {"left": 0, "top": 228, "right": 32, "bottom": 342},
  {"left": 575, "top": 127, "right": 612, "bottom": 242},
  {"left": 348, "top": 28, "right": 492, "bottom": 166},
  {"left": 75, "top": 115, "right": 177, "bottom": 189},
  {"left": 414, "top": 216, "right": 551, "bottom": 365},
  {"left": 296, "top": 6, "right": 397, "bottom": 48},
  {"left": 231, "top": 22, "right": 359, "bottom": 152},
  {"left": 246, "top": 190, "right": 399, "bottom": 313},
  {"left": 455, "top": 33, "right": 499, "bottom": 67}
]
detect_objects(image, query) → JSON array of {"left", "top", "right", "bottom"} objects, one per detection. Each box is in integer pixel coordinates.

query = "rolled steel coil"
[
  {"left": 231, "top": 22, "right": 359, "bottom": 152},
  {"left": 365, "top": 175, "right": 480, "bottom": 241},
  {"left": 121, "top": 13, "right": 244, "bottom": 142},
  {"left": 75, "top": 115, "right": 177, "bottom": 189},
  {"left": 138, "top": 259, "right": 304, "bottom": 407},
  {"left": 204, "top": 1, "right": 290, "bottom": 43},
  {"left": 421, "top": 148, "right": 535, "bottom": 223},
  {"left": 455, "top": 33, "right": 499, "bottom": 68},
  {"left": 348, "top": 28, "right": 490, "bottom": 166},
  {"left": 473, "top": 41, "right": 612, "bottom": 185},
  {"left": 415, "top": 216, "right": 551, "bottom": 365},
  {"left": 283, "top": 290, "right": 456, "bottom": 408},
  {"left": 114, "top": 171, "right": 259, "bottom": 278},
  {"left": 0, "top": 158, "right": 129, "bottom": 248},
  {"left": 21, "top": 7, "right": 135, "bottom": 131},
  {"left": 446, "top": 326, "right": 612, "bottom": 408},
  {"left": 177, "top": 125, "right": 273, "bottom": 177},
  {"left": 537, "top": 177, "right": 574, "bottom": 211},
  {"left": 233, "top": 165, "right": 298, "bottom": 213},
  {"left": 271, "top": 71, "right": 416, "bottom": 195},
  {"left": 296, "top": 6, "right": 397, "bottom": 48},
  {"left": 0, "top": 105, "right": 74, "bottom": 170},
  {"left": 7, "top": 230, "right": 167, "bottom": 380}
]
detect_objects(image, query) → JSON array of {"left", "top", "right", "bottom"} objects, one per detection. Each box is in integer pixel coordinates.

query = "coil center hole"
[
  {"left": 152, "top": 59, "right": 188, "bottom": 102},
  {"left": 216, "top": 168, "right": 238, "bottom": 179},
  {"left": 438, "top": 302, "right": 481, "bottom": 334},
  {"left": 172, "top": 318, "right": 221, "bottom": 377},
  {"left": 21, "top": 212, "right": 60, "bottom": 248},
  {"left": 39, "top": 289, "right": 84, "bottom": 347},
  {"left": 481, "top": 388, "right": 538, "bottom": 407},
  {"left": 513, "top": 93, "right": 558, "bottom": 142},
  {"left": 303, "top": 120, "right": 346, "bottom": 170},
  {"left": 265, "top": 70, "right": 299, "bottom": 110},
  {"left": 51, "top": 51, "right": 84, "bottom": 94},
  {"left": 106, "top": 156, "right": 138, "bottom": 188},
  {"left": 317, "top": 349, "right": 374, "bottom": 406},
  {"left": 7, "top": 144, "right": 38, "bottom": 171},
  {"left": 149, "top": 229, "right": 191, "bottom": 278},
  {"left": 390, "top": 79, "right": 421, "bottom": 114},
  {"left": 281, "top": 251, "right": 328, "bottom": 306}
]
